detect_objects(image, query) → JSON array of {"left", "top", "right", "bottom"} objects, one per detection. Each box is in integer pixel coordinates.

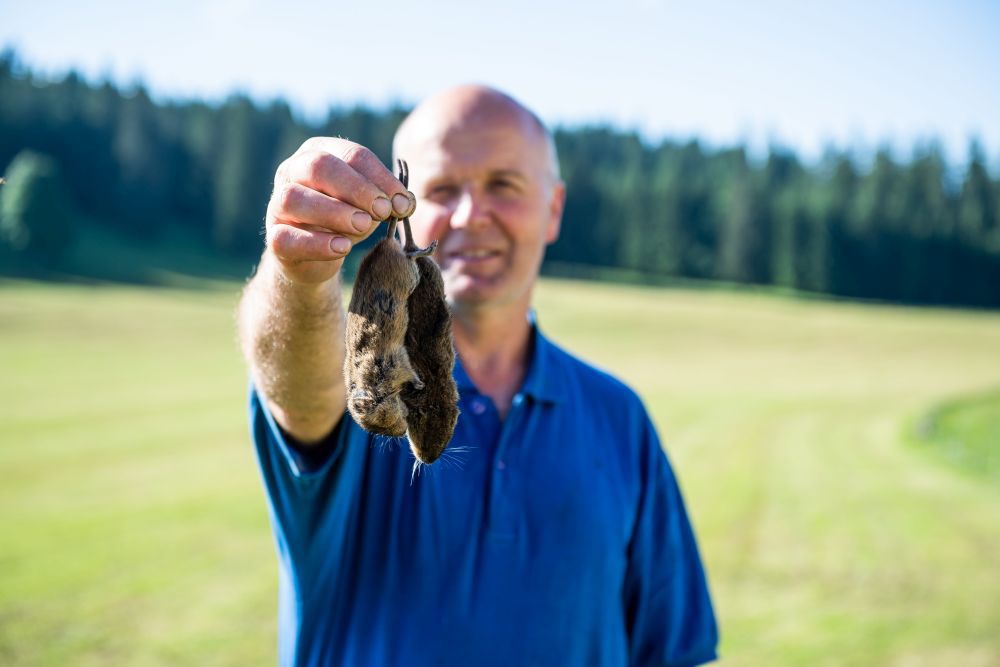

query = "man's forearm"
[{"left": 238, "top": 251, "right": 347, "bottom": 444}]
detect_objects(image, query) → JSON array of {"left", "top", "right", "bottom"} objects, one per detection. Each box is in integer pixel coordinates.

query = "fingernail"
[
  {"left": 330, "top": 236, "right": 351, "bottom": 254},
  {"left": 392, "top": 193, "right": 412, "bottom": 216},
  {"left": 351, "top": 211, "right": 373, "bottom": 232},
  {"left": 373, "top": 197, "right": 392, "bottom": 220}
]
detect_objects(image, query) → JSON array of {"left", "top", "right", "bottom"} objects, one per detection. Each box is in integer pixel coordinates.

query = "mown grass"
[
  {"left": 911, "top": 390, "right": 1000, "bottom": 485},
  {"left": 1, "top": 278, "right": 998, "bottom": 666}
]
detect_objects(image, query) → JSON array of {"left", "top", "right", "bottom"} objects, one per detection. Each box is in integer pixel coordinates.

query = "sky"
[{"left": 2, "top": 0, "right": 998, "bottom": 164}]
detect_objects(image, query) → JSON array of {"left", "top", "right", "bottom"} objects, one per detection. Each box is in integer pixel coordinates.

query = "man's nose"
[{"left": 450, "top": 188, "right": 489, "bottom": 230}]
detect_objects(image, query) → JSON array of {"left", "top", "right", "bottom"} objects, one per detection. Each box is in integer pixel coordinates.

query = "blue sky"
[{"left": 2, "top": 0, "right": 998, "bottom": 164}]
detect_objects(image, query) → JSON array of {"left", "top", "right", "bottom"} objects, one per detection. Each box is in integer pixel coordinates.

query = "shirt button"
[
  {"left": 471, "top": 399, "right": 487, "bottom": 415},
  {"left": 496, "top": 460, "right": 506, "bottom": 470}
]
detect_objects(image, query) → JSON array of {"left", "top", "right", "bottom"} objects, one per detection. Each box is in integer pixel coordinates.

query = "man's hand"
[
  {"left": 241, "top": 138, "right": 416, "bottom": 444},
  {"left": 265, "top": 137, "right": 416, "bottom": 284}
]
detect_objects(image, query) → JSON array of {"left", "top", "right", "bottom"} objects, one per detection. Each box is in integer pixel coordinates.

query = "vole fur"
[
  {"left": 399, "top": 221, "right": 460, "bottom": 464},
  {"left": 344, "top": 161, "right": 436, "bottom": 437},
  {"left": 344, "top": 216, "right": 425, "bottom": 436}
]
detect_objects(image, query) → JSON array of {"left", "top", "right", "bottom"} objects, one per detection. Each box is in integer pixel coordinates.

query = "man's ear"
[{"left": 545, "top": 180, "right": 565, "bottom": 245}]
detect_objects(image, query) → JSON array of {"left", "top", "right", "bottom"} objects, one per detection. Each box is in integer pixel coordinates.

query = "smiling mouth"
[{"left": 448, "top": 248, "right": 501, "bottom": 262}]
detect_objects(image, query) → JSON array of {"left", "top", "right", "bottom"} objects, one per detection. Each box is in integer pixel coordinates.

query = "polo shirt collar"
[{"left": 452, "top": 310, "right": 563, "bottom": 405}]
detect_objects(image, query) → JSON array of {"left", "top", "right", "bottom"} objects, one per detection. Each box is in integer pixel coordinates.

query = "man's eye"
[
  {"left": 427, "top": 185, "right": 457, "bottom": 200},
  {"left": 490, "top": 179, "right": 517, "bottom": 193}
]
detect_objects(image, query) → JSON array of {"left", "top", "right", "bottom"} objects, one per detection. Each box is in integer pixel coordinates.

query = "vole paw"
[{"left": 405, "top": 239, "right": 437, "bottom": 259}]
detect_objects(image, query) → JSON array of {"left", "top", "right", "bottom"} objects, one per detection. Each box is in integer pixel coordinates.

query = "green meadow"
[{"left": 1, "top": 278, "right": 998, "bottom": 666}]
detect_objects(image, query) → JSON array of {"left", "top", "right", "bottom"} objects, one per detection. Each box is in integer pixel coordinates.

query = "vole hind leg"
[
  {"left": 395, "top": 159, "right": 436, "bottom": 258},
  {"left": 402, "top": 220, "right": 436, "bottom": 258}
]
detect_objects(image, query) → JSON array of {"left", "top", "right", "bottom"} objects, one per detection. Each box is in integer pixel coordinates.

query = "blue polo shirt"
[{"left": 250, "top": 325, "right": 718, "bottom": 667}]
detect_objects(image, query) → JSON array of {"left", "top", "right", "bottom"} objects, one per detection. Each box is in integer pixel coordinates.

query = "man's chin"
[{"left": 444, "top": 276, "right": 501, "bottom": 310}]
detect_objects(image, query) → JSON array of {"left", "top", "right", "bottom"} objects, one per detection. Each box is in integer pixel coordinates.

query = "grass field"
[
  {"left": 1, "top": 278, "right": 998, "bottom": 666},
  {"left": 912, "top": 388, "right": 1000, "bottom": 485}
]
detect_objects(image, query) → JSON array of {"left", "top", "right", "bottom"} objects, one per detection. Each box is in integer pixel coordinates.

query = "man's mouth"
[{"left": 447, "top": 248, "right": 502, "bottom": 262}]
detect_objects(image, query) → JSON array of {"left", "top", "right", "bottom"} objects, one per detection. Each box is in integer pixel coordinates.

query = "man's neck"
[{"left": 453, "top": 304, "right": 533, "bottom": 420}]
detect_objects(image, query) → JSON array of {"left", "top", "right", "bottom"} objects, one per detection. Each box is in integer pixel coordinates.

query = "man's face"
[{"left": 401, "top": 112, "right": 564, "bottom": 313}]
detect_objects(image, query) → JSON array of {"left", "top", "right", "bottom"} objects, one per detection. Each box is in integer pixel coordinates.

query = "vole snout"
[{"left": 348, "top": 389, "right": 408, "bottom": 437}]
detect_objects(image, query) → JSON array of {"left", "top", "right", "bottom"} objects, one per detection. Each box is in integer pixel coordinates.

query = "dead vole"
[
  {"left": 344, "top": 159, "right": 457, "bottom": 465},
  {"left": 344, "top": 161, "right": 435, "bottom": 437},
  {"left": 398, "top": 187, "right": 459, "bottom": 464}
]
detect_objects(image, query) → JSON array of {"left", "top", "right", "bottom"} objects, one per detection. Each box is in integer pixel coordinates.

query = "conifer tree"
[{"left": 0, "top": 150, "right": 76, "bottom": 263}]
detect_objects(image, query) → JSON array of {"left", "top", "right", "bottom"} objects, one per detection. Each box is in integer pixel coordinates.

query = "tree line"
[{"left": 1, "top": 51, "right": 997, "bottom": 307}]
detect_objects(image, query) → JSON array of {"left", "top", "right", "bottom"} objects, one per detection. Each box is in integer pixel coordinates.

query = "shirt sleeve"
[
  {"left": 248, "top": 383, "right": 366, "bottom": 562},
  {"left": 624, "top": 413, "right": 719, "bottom": 667}
]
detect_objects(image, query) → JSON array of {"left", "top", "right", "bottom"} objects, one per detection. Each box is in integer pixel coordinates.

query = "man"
[{"left": 239, "top": 85, "right": 718, "bottom": 666}]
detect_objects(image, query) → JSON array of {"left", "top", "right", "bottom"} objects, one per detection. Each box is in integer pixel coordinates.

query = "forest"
[{"left": 1, "top": 50, "right": 998, "bottom": 307}]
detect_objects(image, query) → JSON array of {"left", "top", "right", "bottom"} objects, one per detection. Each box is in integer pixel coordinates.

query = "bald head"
[{"left": 393, "top": 85, "right": 560, "bottom": 182}]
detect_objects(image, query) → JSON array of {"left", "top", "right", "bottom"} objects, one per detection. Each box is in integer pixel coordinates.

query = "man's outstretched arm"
[
  {"left": 239, "top": 251, "right": 348, "bottom": 444},
  {"left": 238, "top": 137, "right": 416, "bottom": 445}
]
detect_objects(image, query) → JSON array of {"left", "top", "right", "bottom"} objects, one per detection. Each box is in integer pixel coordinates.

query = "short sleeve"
[
  {"left": 623, "top": 415, "right": 719, "bottom": 667},
  {"left": 248, "top": 384, "right": 366, "bottom": 559}
]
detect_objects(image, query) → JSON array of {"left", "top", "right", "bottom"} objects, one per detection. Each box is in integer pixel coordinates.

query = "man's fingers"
[
  {"left": 339, "top": 143, "right": 416, "bottom": 217},
  {"left": 270, "top": 182, "right": 377, "bottom": 236},
  {"left": 293, "top": 138, "right": 416, "bottom": 218},
  {"left": 263, "top": 136, "right": 416, "bottom": 271},
  {"left": 268, "top": 223, "right": 352, "bottom": 263},
  {"left": 283, "top": 150, "right": 392, "bottom": 221}
]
